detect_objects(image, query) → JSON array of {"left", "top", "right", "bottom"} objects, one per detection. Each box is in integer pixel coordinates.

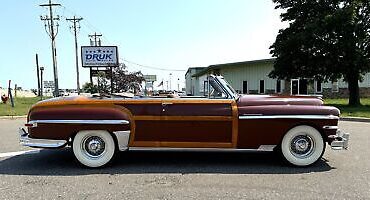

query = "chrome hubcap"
[
  {"left": 83, "top": 136, "right": 106, "bottom": 158},
  {"left": 290, "top": 135, "right": 314, "bottom": 158}
]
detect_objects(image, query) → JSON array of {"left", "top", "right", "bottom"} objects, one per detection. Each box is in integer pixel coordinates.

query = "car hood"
[
  {"left": 237, "top": 95, "right": 324, "bottom": 106},
  {"left": 236, "top": 95, "right": 340, "bottom": 116}
]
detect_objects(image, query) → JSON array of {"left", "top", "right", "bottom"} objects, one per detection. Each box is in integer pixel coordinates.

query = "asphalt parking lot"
[{"left": 0, "top": 119, "right": 369, "bottom": 200}]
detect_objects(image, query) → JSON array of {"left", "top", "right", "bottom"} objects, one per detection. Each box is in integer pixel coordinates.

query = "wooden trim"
[
  {"left": 112, "top": 105, "right": 136, "bottom": 146},
  {"left": 231, "top": 100, "right": 239, "bottom": 148},
  {"left": 133, "top": 116, "right": 233, "bottom": 121},
  {"left": 132, "top": 141, "right": 233, "bottom": 148}
]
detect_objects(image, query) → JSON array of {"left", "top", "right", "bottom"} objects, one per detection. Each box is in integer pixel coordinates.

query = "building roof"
[
  {"left": 185, "top": 67, "right": 206, "bottom": 77},
  {"left": 191, "top": 58, "right": 276, "bottom": 78}
]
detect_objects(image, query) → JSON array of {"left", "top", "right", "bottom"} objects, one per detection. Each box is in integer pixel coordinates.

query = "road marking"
[{"left": 0, "top": 150, "right": 40, "bottom": 158}]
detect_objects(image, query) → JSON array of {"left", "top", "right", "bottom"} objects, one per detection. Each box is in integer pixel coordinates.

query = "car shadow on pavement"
[{"left": 0, "top": 148, "right": 335, "bottom": 176}]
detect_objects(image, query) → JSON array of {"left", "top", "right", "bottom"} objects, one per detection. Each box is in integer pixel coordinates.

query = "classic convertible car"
[{"left": 19, "top": 75, "right": 349, "bottom": 167}]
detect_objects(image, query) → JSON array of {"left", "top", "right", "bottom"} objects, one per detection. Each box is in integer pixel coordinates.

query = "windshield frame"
[{"left": 208, "top": 75, "right": 240, "bottom": 100}]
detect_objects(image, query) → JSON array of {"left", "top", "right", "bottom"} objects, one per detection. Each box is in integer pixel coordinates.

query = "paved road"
[{"left": 0, "top": 119, "right": 369, "bottom": 200}]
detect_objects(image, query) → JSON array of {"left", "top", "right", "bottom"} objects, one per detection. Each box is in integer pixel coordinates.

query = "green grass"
[
  {"left": 324, "top": 98, "right": 370, "bottom": 118},
  {"left": 0, "top": 97, "right": 43, "bottom": 116}
]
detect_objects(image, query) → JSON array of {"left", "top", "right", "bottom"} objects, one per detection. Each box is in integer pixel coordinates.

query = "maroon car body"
[{"left": 19, "top": 76, "right": 349, "bottom": 167}]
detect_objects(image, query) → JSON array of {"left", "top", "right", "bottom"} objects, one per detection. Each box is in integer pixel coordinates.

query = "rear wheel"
[
  {"left": 73, "top": 130, "right": 116, "bottom": 168},
  {"left": 280, "top": 125, "right": 325, "bottom": 166}
]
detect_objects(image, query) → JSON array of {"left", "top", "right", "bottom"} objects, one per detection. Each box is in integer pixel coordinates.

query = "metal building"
[{"left": 186, "top": 58, "right": 370, "bottom": 98}]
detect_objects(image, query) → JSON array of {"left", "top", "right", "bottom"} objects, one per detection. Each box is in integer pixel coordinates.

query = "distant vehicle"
[{"left": 19, "top": 75, "right": 349, "bottom": 168}]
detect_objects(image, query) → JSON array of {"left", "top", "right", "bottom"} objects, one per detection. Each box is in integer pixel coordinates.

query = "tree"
[
  {"left": 111, "top": 64, "right": 145, "bottom": 94},
  {"left": 82, "top": 64, "right": 145, "bottom": 95},
  {"left": 82, "top": 82, "right": 98, "bottom": 94},
  {"left": 270, "top": 0, "right": 370, "bottom": 106}
]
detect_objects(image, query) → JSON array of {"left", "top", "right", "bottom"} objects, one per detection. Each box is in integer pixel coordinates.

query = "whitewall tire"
[
  {"left": 73, "top": 130, "right": 116, "bottom": 168},
  {"left": 280, "top": 125, "right": 325, "bottom": 166}
]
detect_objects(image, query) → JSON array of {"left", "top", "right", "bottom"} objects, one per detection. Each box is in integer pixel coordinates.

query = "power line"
[
  {"left": 123, "top": 59, "right": 186, "bottom": 72},
  {"left": 60, "top": 5, "right": 187, "bottom": 74}
]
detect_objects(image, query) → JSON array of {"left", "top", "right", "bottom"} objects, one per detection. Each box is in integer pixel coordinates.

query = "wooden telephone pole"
[
  {"left": 66, "top": 16, "right": 83, "bottom": 94},
  {"left": 87, "top": 33, "right": 103, "bottom": 84},
  {"left": 40, "top": 0, "right": 61, "bottom": 97}
]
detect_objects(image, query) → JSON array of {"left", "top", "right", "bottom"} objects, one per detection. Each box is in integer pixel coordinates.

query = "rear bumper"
[
  {"left": 19, "top": 128, "right": 67, "bottom": 148},
  {"left": 329, "top": 129, "right": 350, "bottom": 150}
]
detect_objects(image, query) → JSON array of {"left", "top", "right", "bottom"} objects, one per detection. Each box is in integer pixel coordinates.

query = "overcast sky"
[{"left": 0, "top": 0, "right": 285, "bottom": 90}]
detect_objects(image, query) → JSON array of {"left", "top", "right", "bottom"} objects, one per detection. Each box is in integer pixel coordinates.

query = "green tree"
[
  {"left": 270, "top": 0, "right": 370, "bottom": 106},
  {"left": 82, "top": 82, "right": 98, "bottom": 94},
  {"left": 111, "top": 64, "right": 145, "bottom": 94},
  {"left": 82, "top": 64, "right": 145, "bottom": 95},
  {"left": 96, "top": 71, "right": 111, "bottom": 94}
]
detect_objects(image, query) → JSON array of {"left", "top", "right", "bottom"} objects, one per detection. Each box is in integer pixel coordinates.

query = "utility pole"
[
  {"left": 40, "top": 0, "right": 61, "bottom": 97},
  {"left": 35, "top": 54, "right": 41, "bottom": 96},
  {"left": 40, "top": 67, "right": 44, "bottom": 100},
  {"left": 88, "top": 32, "right": 102, "bottom": 84},
  {"left": 88, "top": 32, "right": 102, "bottom": 46},
  {"left": 66, "top": 16, "right": 83, "bottom": 94}
]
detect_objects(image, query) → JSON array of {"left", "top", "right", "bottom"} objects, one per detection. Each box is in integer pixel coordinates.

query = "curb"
[
  {"left": 340, "top": 117, "right": 370, "bottom": 123},
  {"left": 0, "top": 115, "right": 27, "bottom": 120}
]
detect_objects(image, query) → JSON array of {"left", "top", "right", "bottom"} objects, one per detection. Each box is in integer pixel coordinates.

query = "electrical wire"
[{"left": 60, "top": 4, "right": 187, "bottom": 73}]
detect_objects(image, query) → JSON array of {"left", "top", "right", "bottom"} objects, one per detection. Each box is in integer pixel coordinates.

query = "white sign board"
[
  {"left": 81, "top": 46, "right": 118, "bottom": 67},
  {"left": 143, "top": 75, "right": 157, "bottom": 82},
  {"left": 43, "top": 81, "right": 55, "bottom": 89}
]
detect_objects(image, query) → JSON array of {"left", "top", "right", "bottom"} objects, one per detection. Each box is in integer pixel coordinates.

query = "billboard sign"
[{"left": 81, "top": 46, "right": 118, "bottom": 67}]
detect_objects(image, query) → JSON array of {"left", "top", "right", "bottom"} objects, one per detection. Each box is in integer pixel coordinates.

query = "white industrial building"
[{"left": 185, "top": 58, "right": 370, "bottom": 98}]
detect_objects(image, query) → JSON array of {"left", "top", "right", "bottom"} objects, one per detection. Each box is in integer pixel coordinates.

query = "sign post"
[
  {"left": 81, "top": 46, "right": 119, "bottom": 93},
  {"left": 143, "top": 75, "right": 157, "bottom": 95},
  {"left": 8, "top": 80, "right": 14, "bottom": 107}
]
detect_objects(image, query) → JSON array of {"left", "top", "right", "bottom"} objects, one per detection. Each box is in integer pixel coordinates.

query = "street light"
[
  {"left": 177, "top": 78, "right": 180, "bottom": 92},
  {"left": 169, "top": 73, "right": 172, "bottom": 91},
  {"left": 40, "top": 67, "right": 44, "bottom": 100}
]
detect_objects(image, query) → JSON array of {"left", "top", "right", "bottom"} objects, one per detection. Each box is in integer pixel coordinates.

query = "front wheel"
[
  {"left": 73, "top": 130, "right": 116, "bottom": 168},
  {"left": 280, "top": 125, "right": 325, "bottom": 166}
]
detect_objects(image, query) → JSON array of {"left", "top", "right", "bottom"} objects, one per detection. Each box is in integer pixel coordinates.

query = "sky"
[{"left": 0, "top": 0, "right": 285, "bottom": 91}]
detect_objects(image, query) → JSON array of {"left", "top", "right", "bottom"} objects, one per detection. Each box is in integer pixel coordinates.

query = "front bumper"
[
  {"left": 19, "top": 128, "right": 67, "bottom": 148},
  {"left": 329, "top": 129, "right": 350, "bottom": 150}
]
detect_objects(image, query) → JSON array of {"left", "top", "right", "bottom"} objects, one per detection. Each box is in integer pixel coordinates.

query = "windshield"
[
  {"left": 216, "top": 77, "right": 240, "bottom": 100},
  {"left": 209, "top": 78, "right": 228, "bottom": 99}
]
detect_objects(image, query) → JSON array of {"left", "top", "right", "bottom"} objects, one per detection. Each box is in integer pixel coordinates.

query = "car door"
[
  {"left": 157, "top": 98, "right": 236, "bottom": 148},
  {"left": 128, "top": 76, "right": 238, "bottom": 148}
]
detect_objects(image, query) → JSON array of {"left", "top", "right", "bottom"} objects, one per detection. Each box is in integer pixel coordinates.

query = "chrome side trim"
[
  {"left": 129, "top": 145, "right": 276, "bottom": 152},
  {"left": 29, "top": 119, "right": 129, "bottom": 127},
  {"left": 257, "top": 145, "right": 276, "bottom": 151},
  {"left": 19, "top": 128, "right": 67, "bottom": 148},
  {"left": 25, "top": 121, "right": 38, "bottom": 128},
  {"left": 239, "top": 115, "right": 339, "bottom": 120},
  {"left": 113, "top": 130, "right": 130, "bottom": 151},
  {"left": 323, "top": 126, "right": 339, "bottom": 130}
]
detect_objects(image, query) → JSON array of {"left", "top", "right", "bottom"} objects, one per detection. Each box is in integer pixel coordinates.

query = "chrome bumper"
[
  {"left": 19, "top": 128, "right": 67, "bottom": 148},
  {"left": 329, "top": 129, "right": 350, "bottom": 150}
]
